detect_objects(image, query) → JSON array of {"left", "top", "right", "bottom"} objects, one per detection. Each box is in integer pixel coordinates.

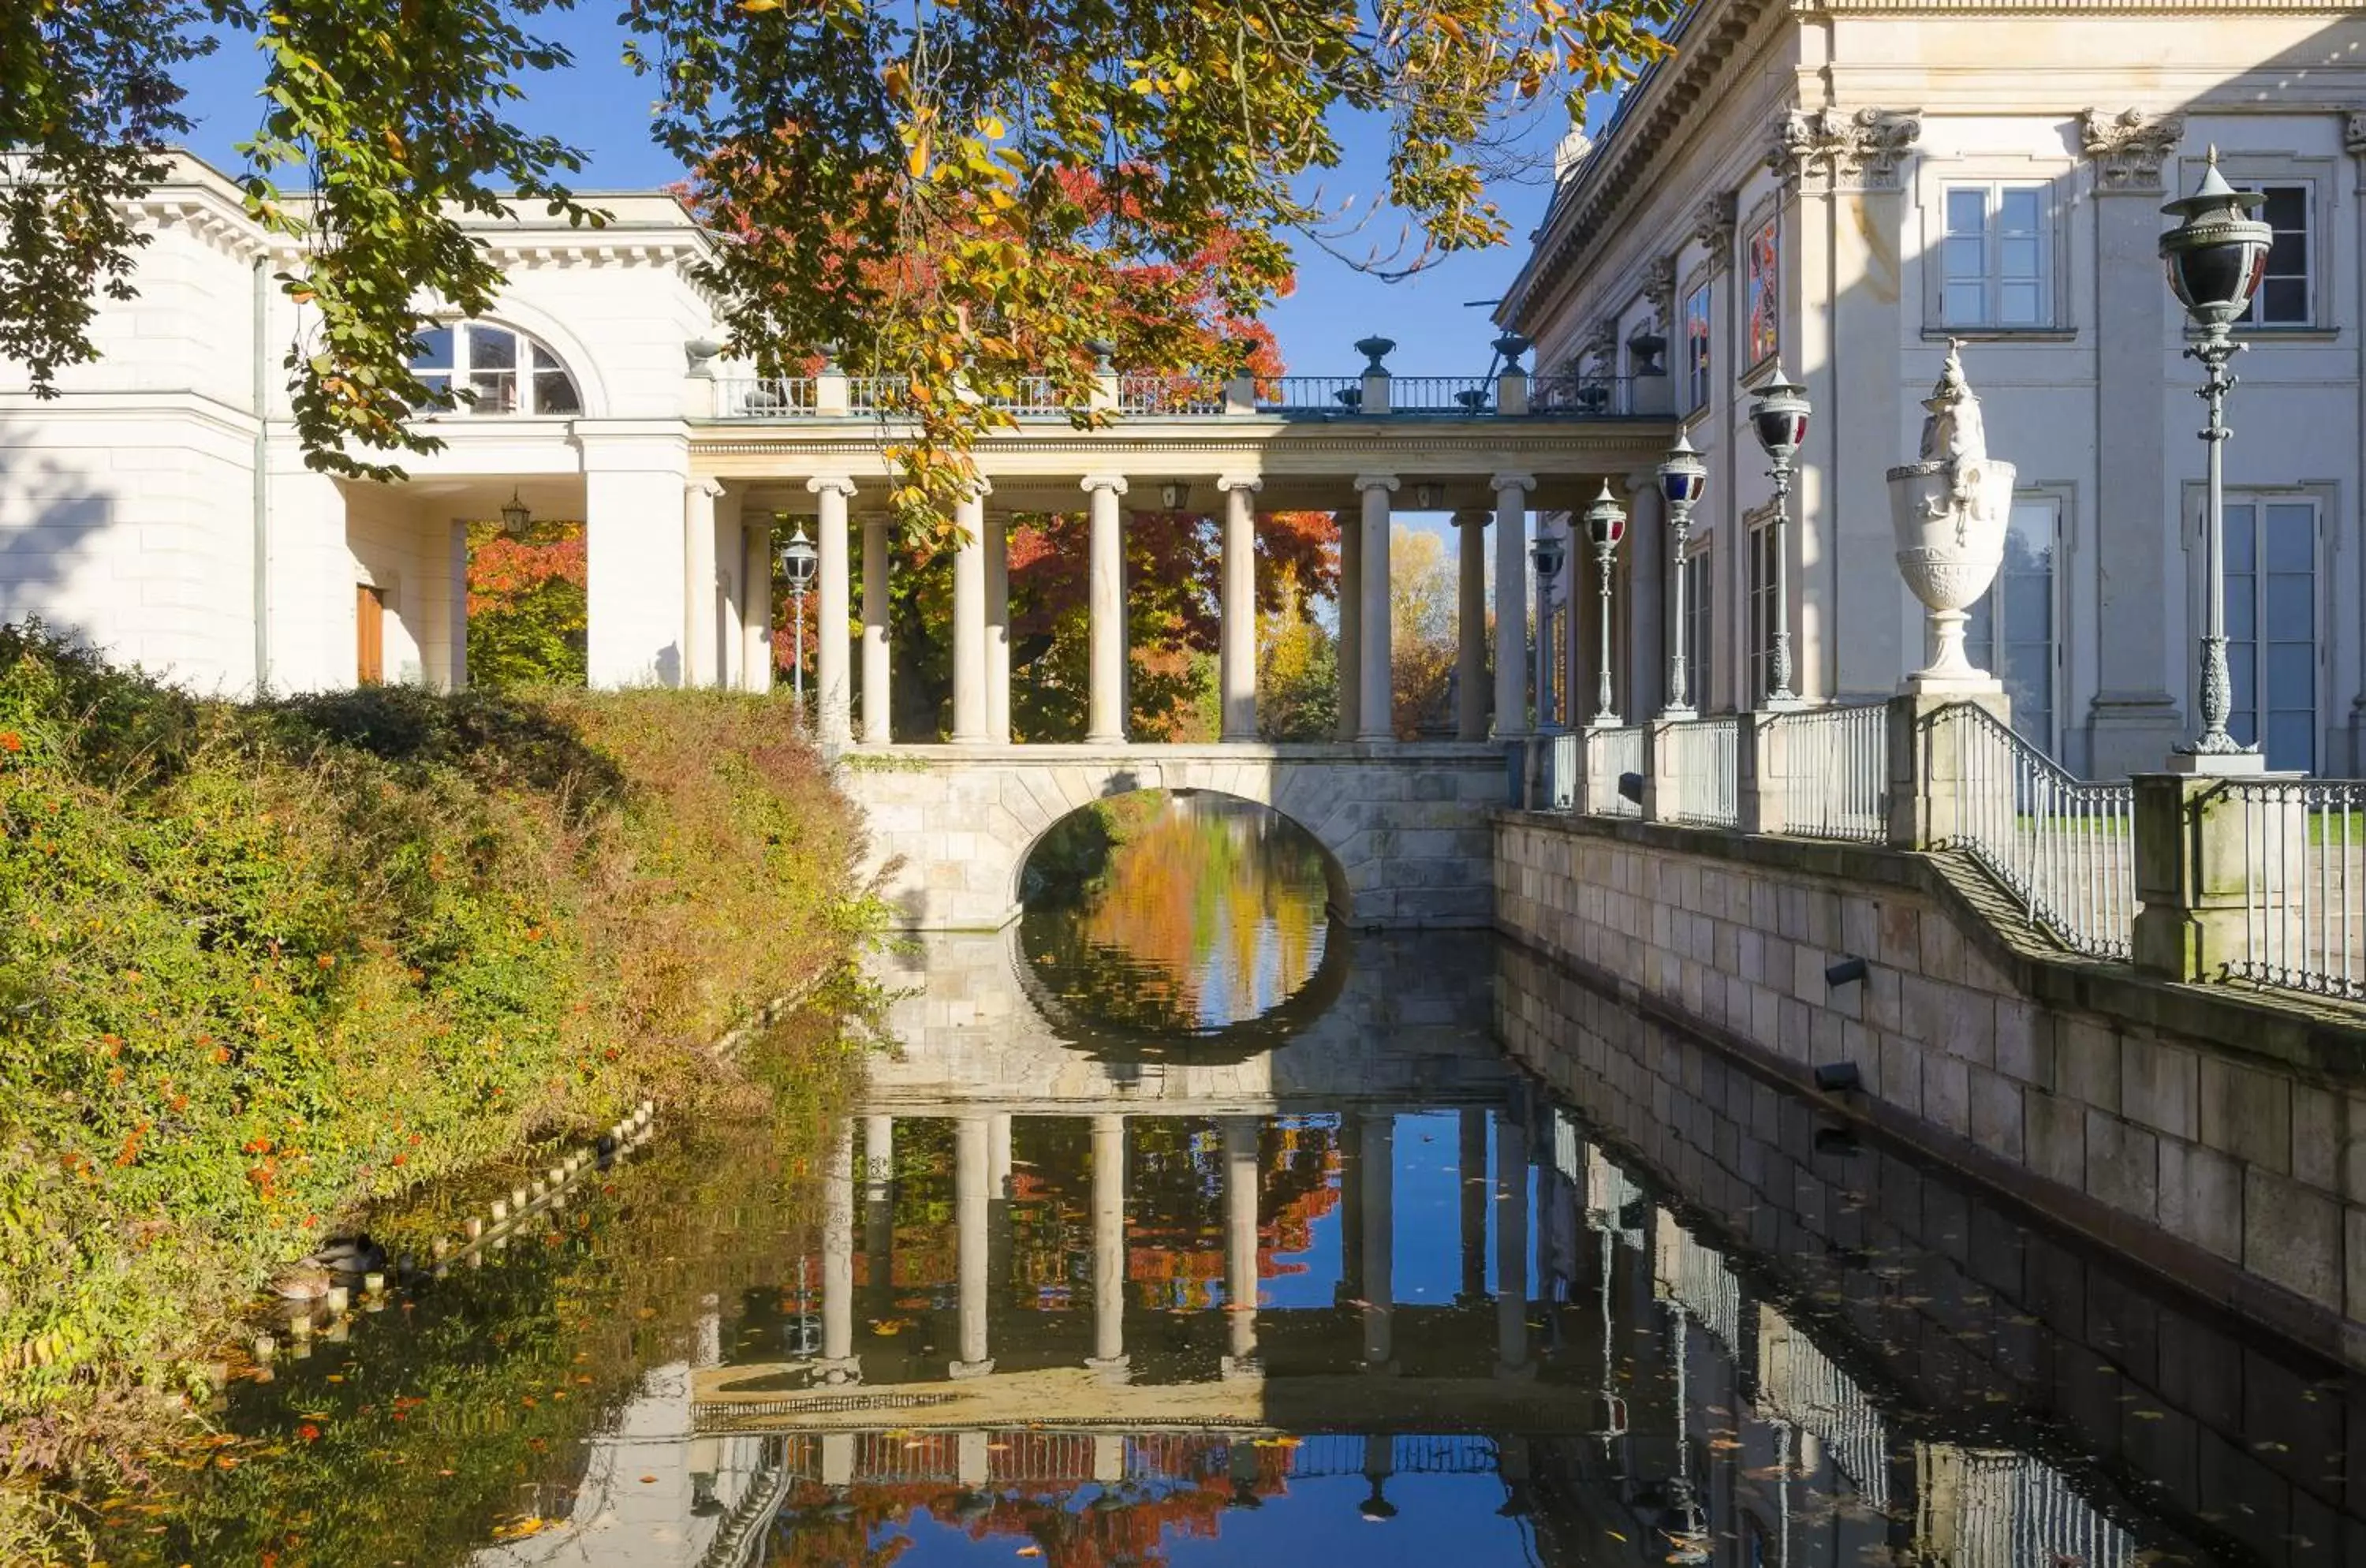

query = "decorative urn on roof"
[{"left": 1886, "top": 341, "right": 2014, "bottom": 695}]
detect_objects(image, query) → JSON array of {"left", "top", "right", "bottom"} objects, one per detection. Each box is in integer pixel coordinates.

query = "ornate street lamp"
[
  {"left": 1529, "top": 530, "right": 1567, "bottom": 733},
  {"left": 2161, "top": 147, "right": 2273, "bottom": 768},
  {"left": 1583, "top": 483, "right": 1628, "bottom": 726},
  {"left": 1746, "top": 366, "right": 1810, "bottom": 709},
  {"left": 1657, "top": 432, "right": 1707, "bottom": 719},
  {"left": 778, "top": 521, "right": 819, "bottom": 702}
]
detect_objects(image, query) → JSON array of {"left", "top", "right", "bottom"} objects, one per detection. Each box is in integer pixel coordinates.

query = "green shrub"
[{"left": 0, "top": 625, "right": 868, "bottom": 1486}]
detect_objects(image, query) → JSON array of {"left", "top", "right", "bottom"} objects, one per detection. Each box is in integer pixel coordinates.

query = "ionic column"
[
  {"left": 1354, "top": 475, "right": 1398, "bottom": 741},
  {"left": 951, "top": 485, "right": 991, "bottom": 741},
  {"left": 1454, "top": 510, "right": 1490, "bottom": 740},
  {"left": 1087, "top": 1114, "right": 1129, "bottom": 1380},
  {"left": 446, "top": 518, "right": 470, "bottom": 693},
  {"left": 684, "top": 480, "right": 722, "bottom": 687},
  {"left": 1458, "top": 1107, "right": 1488, "bottom": 1303},
  {"left": 808, "top": 475, "right": 856, "bottom": 745},
  {"left": 984, "top": 505, "right": 1011, "bottom": 745},
  {"left": 1217, "top": 475, "right": 1263, "bottom": 741},
  {"left": 1495, "top": 1106, "right": 1532, "bottom": 1378},
  {"left": 864, "top": 1114, "right": 894, "bottom": 1317},
  {"left": 1493, "top": 475, "right": 1536, "bottom": 737},
  {"left": 1359, "top": 1111, "right": 1395, "bottom": 1369},
  {"left": 863, "top": 1114, "right": 894, "bottom": 1196},
  {"left": 1081, "top": 476, "right": 1129, "bottom": 743},
  {"left": 1336, "top": 510, "right": 1363, "bottom": 741},
  {"left": 1222, "top": 1116, "right": 1260, "bottom": 1376},
  {"left": 860, "top": 515, "right": 892, "bottom": 743},
  {"left": 987, "top": 1112, "right": 1013, "bottom": 1197},
  {"left": 740, "top": 516, "right": 773, "bottom": 694},
  {"left": 950, "top": 1115, "right": 994, "bottom": 1377},
  {"left": 819, "top": 1118, "right": 860, "bottom": 1383}
]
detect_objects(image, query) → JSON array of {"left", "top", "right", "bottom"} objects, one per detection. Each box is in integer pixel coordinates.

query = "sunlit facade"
[{"left": 1502, "top": 0, "right": 2366, "bottom": 776}]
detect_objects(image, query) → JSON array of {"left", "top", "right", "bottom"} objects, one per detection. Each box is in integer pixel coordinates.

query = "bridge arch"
[
  {"left": 841, "top": 743, "right": 1510, "bottom": 932},
  {"left": 1009, "top": 785, "right": 1353, "bottom": 925}
]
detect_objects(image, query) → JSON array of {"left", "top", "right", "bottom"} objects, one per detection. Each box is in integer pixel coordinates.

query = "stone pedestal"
[
  {"left": 2130, "top": 773, "right": 2292, "bottom": 981},
  {"left": 1886, "top": 691, "right": 2011, "bottom": 849}
]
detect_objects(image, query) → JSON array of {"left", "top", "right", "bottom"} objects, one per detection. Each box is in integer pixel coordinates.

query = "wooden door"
[{"left": 356, "top": 584, "right": 386, "bottom": 685}]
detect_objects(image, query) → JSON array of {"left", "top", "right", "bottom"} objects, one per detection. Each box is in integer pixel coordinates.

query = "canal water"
[{"left": 81, "top": 792, "right": 2366, "bottom": 1566}]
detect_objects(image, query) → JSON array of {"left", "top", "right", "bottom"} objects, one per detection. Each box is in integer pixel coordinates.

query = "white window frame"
[
  {"left": 1681, "top": 278, "right": 1713, "bottom": 415},
  {"left": 2192, "top": 155, "right": 2336, "bottom": 335},
  {"left": 2182, "top": 482, "right": 2334, "bottom": 775},
  {"left": 1916, "top": 159, "right": 2073, "bottom": 340},
  {"left": 410, "top": 320, "right": 584, "bottom": 417},
  {"left": 1965, "top": 496, "right": 2064, "bottom": 758},
  {"left": 2241, "top": 181, "right": 2313, "bottom": 330},
  {"left": 1684, "top": 531, "right": 1716, "bottom": 712},
  {"left": 1939, "top": 181, "right": 2054, "bottom": 330},
  {"left": 1745, "top": 505, "right": 1780, "bottom": 711}
]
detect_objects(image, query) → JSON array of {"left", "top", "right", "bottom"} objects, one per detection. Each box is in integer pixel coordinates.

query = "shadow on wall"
[{"left": 0, "top": 446, "right": 120, "bottom": 670}]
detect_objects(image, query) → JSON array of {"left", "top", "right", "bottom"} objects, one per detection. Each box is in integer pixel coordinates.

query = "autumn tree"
[
  {"left": 8, "top": 1, "right": 1674, "bottom": 502},
  {"left": 465, "top": 519, "right": 588, "bottom": 689},
  {"left": 1388, "top": 524, "right": 1459, "bottom": 739}
]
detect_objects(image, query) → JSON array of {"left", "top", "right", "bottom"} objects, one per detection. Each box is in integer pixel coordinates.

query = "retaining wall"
[{"left": 1494, "top": 809, "right": 2366, "bottom": 1372}]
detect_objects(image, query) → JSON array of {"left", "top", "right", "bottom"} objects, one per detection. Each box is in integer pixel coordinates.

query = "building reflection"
[{"left": 476, "top": 931, "right": 2308, "bottom": 1567}]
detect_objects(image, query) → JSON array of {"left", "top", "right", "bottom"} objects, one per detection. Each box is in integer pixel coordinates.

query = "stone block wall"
[
  {"left": 1495, "top": 809, "right": 2366, "bottom": 1372},
  {"left": 1494, "top": 937, "right": 2366, "bottom": 1565},
  {"left": 847, "top": 743, "right": 1510, "bottom": 931}
]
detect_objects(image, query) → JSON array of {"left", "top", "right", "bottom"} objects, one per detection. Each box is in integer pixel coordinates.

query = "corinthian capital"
[
  {"left": 2080, "top": 108, "right": 2186, "bottom": 193},
  {"left": 1771, "top": 106, "right": 1922, "bottom": 191}
]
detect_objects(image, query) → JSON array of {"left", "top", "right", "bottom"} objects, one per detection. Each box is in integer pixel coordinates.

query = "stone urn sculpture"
[{"left": 1886, "top": 342, "right": 2014, "bottom": 694}]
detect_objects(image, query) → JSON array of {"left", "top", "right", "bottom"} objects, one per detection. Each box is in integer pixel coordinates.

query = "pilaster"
[{"left": 2081, "top": 108, "right": 2189, "bottom": 777}]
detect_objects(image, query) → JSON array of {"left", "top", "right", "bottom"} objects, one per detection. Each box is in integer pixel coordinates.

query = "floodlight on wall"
[{"left": 1824, "top": 954, "right": 1869, "bottom": 987}]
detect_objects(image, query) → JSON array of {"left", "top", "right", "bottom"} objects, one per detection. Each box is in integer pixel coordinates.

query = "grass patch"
[{"left": 0, "top": 625, "right": 872, "bottom": 1520}]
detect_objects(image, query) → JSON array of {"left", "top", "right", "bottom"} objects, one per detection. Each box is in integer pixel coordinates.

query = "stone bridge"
[{"left": 841, "top": 741, "right": 1513, "bottom": 931}]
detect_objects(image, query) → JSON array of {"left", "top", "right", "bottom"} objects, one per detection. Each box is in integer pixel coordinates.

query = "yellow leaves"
[{"left": 740, "top": 0, "right": 783, "bottom": 9}]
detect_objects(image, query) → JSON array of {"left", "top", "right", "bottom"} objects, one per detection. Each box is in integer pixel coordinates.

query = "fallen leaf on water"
[
  {"left": 1017, "top": 1551, "right": 1043, "bottom": 1559},
  {"left": 640, "top": 1475, "right": 659, "bottom": 1484}
]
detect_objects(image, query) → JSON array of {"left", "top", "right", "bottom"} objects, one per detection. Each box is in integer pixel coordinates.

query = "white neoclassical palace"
[
  {"left": 7, "top": 0, "right": 2366, "bottom": 781},
  {"left": 0, "top": 155, "right": 1665, "bottom": 756},
  {"left": 1506, "top": 0, "right": 2366, "bottom": 778}
]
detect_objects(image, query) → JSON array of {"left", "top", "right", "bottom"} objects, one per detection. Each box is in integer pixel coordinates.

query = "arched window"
[{"left": 409, "top": 321, "right": 583, "bottom": 416}]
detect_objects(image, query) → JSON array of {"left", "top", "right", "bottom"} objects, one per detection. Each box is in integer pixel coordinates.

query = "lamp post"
[
  {"left": 1658, "top": 433, "right": 1707, "bottom": 719},
  {"left": 1530, "top": 531, "right": 1567, "bottom": 732},
  {"left": 778, "top": 522, "right": 819, "bottom": 702},
  {"left": 1584, "top": 483, "right": 1627, "bottom": 726},
  {"left": 1746, "top": 368, "right": 1810, "bottom": 709},
  {"left": 2160, "top": 147, "right": 2273, "bottom": 769}
]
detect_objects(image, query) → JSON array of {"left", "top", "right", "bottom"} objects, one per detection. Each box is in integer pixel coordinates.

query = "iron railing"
[
  {"left": 1257, "top": 375, "right": 1366, "bottom": 413},
  {"left": 1660, "top": 716, "right": 1741, "bottom": 829},
  {"left": 1582, "top": 725, "right": 1644, "bottom": 817},
  {"left": 1772, "top": 702, "right": 1889, "bottom": 842},
  {"left": 1387, "top": 375, "right": 1497, "bottom": 413},
  {"left": 1528, "top": 373, "right": 1635, "bottom": 416},
  {"left": 846, "top": 375, "right": 910, "bottom": 411},
  {"left": 2221, "top": 777, "right": 2366, "bottom": 999},
  {"left": 718, "top": 377, "right": 817, "bottom": 416},
  {"left": 1118, "top": 371, "right": 1225, "bottom": 415},
  {"left": 1930, "top": 703, "right": 2136, "bottom": 961}
]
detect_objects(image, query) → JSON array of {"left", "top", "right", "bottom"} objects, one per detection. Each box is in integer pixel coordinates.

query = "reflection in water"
[
  {"left": 1018, "top": 792, "right": 1334, "bottom": 1036},
  {"left": 81, "top": 932, "right": 2366, "bottom": 1563}
]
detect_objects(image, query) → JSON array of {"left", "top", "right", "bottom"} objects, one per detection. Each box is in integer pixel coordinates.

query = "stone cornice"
[
  {"left": 1770, "top": 106, "right": 1923, "bottom": 192},
  {"left": 1506, "top": 0, "right": 1783, "bottom": 334},
  {"left": 2081, "top": 106, "right": 2188, "bottom": 192}
]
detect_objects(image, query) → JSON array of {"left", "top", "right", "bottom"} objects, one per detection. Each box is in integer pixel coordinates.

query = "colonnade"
[
  {"left": 812, "top": 1106, "right": 1543, "bottom": 1387},
  {"left": 715, "top": 470, "right": 1545, "bottom": 748}
]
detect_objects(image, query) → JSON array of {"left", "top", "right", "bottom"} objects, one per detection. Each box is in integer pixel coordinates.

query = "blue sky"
[{"left": 166, "top": 17, "right": 1582, "bottom": 375}]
